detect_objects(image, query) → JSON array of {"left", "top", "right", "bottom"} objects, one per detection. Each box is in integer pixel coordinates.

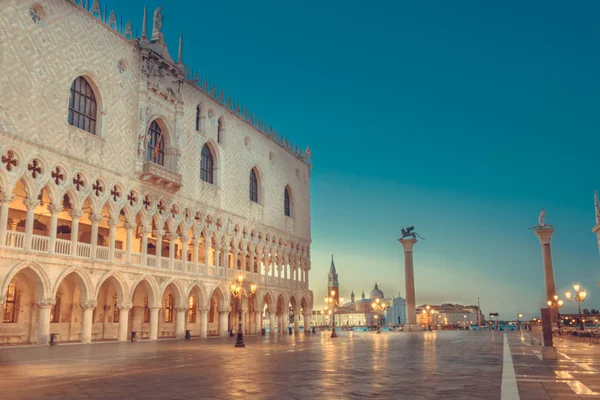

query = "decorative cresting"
[{"left": 0, "top": 145, "right": 311, "bottom": 281}]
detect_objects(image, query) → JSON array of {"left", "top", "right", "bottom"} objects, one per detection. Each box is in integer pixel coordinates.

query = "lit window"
[
  {"left": 3, "top": 282, "right": 19, "bottom": 323},
  {"left": 143, "top": 296, "right": 150, "bottom": 323},
  {"left": 165, "top": 294, "right": 174, "bottom": 323},
  {"left": 113, "top": 293, "right": 119, "bottom": 323},
  {"left": 50, "top": 291, "right": 61, "bottom": 323},
  {"left": 68, "top": 76, "right": 97, "bottom": 134},
  {"left": 147, "top": 120, "right": 165, "bottom": 166},
  {"left": 188, "top": 296, "right": 197, "bottom": 323}
]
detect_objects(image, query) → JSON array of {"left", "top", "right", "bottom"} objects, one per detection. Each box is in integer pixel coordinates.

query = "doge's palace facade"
[{"left": 0, "top": 0, "right": 313, "bottom": 345}]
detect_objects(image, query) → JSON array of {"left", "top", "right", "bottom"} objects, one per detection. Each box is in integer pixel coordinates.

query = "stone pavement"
[
  {"left": 0, "top": 330, "right": 595, "bottom": 399},
  {"left": 509, "top": 331, "right": 600, "bottom": 399}
]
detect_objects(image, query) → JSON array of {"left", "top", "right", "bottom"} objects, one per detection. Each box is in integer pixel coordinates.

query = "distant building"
[
  {"left": 416, "top": 304, "right": 484, "bottom": 328},
  {"left": 312, "top": 258, "right": 406, "bottom": 328}
]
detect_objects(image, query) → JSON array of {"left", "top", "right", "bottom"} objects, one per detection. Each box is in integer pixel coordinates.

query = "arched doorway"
[
  {"left": 129, "top": 278, "right": 157, "bottom": 340},
  {"left": 52, "top": 269, "right": 92, "bottom": 343}
]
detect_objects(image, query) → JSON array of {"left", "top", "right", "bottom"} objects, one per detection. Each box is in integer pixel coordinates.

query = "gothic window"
[
  {"left": 2, "top": 282, "right": 19, "bottom": 323},
  {"left": 147, "top": 120, "right": 165, "bottom": 166},
  {"left": 249, "top": 169, "right": 258, "bottom": 203},
  {"left": 217, "top": 118, "right": 223, "bottom": 143},
  {"left": 188, "top": 296, "right": 197, "bottom": 323},
  {"left": 200, "top": 144, "right": 214, "bottom": 184},
  {"left": 195, "top": 106, "right": 201, "bottom": 131},
  {"left": 50, "top": 291, "right": 61, "bottom": 323},
  {"left": 113, "top": 293, "right": 119, "bottom": 323},
  {"left": 164, "top": 294, "right": 174, "bottom": 323},
  {"left": 68, "top": 76, "right": 97, "bottom": 134},
  {"left": 143, "top": 296, "right": 150, "bottom": 323},
  {"left": 284, "top": 187, "right": 291, "bottom": 217}
]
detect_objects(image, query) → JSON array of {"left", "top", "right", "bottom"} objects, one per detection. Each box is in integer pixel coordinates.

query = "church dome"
[{"left": 370, "top": 282, "right": 384, "bottom": 300}]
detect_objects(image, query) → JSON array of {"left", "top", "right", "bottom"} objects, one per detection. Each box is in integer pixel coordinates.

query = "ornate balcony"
[{"left": 140, "top": 161, "right": 182, "bottom": 192}]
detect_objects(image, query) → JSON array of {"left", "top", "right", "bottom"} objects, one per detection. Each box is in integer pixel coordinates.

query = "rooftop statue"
[
  {"left": 400, "top": 226, "right": 425, "bottom": 240},
  {"left": 530, "top": 209, "right": 554, "bottom": 230},
  {"left": 152, "top": 6, "right": 164, "bottom": 43}
]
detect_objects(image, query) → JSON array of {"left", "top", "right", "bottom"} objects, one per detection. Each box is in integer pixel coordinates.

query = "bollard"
[
  {"left": 288, "top": 327, "right": 292, "bottom": 335},
  {"left": 261, "top": 328, "right": 266, "bottom": 336},
  {"left": 185, "top": 330, "right": 191, "bottom": 340},
  {"left": 312, "top": 326, "right": 316, "bottom": 334},
  {"left": 50, "top": 333, "right": 58, "bottom": 346},
  {"left": 131, "top": 331, "right": 138, "bottom": 342}
]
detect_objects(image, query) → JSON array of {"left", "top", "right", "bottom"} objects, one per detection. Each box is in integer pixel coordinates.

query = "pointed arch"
[
  {"left": 94, "top": 270, "right": 128, "bottom": 302},
  {"left": 51, "top": 266, "right": 93, "bottom": 303},
  {"left": 186, "top": 280, "right": 209, "bottom": 308},
  {"left": 68, "top": 76, "right": 99, "bottom": 135},
  {"left": 0, "top": 260, "right": 51, "bottom": 301},
  {"left": 129, "top": 274, "right": 159, "bottom": 306},
  {"left": 208, "top": 285, "right": 229, "bottom": 308},
  {"left": 159, "top": 278, "right": 185, "bottom": 307}
]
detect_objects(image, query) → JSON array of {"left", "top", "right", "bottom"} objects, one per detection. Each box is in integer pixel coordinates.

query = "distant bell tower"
[
  {"left": 328, "top": 255, "right": 339, "bottom": 304},
  {"left": 351, "top": 290, "right": 355, "bottom": 303}
]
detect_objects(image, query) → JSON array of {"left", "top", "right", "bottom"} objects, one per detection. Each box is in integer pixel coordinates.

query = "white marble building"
[{"left": 0, "top": 1, "right": 313, "bottom": 345}]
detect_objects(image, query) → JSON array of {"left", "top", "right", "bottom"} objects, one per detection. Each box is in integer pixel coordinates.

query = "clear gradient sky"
[{"left": 105, "top": 0, "right": 600, "bottom": 319}]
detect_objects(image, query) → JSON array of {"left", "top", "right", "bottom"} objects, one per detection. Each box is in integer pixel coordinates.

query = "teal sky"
[{"left": 103, "top": 0, "right": 600, "bottom": 319}]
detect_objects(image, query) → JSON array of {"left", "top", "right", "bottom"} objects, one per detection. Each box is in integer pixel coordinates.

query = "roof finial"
[
  {"left": 329, "top": 254, "right": 336, "bottom": 273},
  {"left": 177, "top": 34, "right": 183, "bottom": 65},
  {"left": 141, "top": 6, "right": 147, "bottom": 38}
]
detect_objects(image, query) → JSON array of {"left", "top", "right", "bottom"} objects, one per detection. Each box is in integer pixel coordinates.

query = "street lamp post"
[
  {"left": 230, "top": 274, "right": 257, "bottom": 348},
  {"left": 371, "top": 298, "right": 388, "bottom": 334},
  {"left": 565, "top": 284, "right": 587, "bottom": 331},
  {"left": 324, "top": 290, "right": 344, "bottom": 338},
  {"left": 517, "top": 313, "right": 523, "bottom": 331},
  {"left": 546, "top": 295, "right": 564, "bottom": 331}
]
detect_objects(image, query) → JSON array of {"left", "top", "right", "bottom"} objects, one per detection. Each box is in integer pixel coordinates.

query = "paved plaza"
[{"left": 0, "top": 331, "right": 598, "bottom": 399}]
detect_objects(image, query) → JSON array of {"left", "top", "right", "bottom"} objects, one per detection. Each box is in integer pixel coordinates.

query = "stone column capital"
[
  {"left": 108, "top": 218, "right": 120, "bottom": 228},
  {"left": 69, "top": 209, "right": 84, "bottom": 219},
  {"left": 47, "top": 204, "right": 63, "bottom": 214},
  {"left": 175, "top": 306, "right": 188, "bottom": 312},
  {"left": 118, "top": 302, "right": 133, "bottom": 310},
  {"left": 23, "top": 198, "right": 40, "bottom": 208},
  {"left": 398, "top": 238, "right": 417, "bottom": 251},
  {"left": 80, "top": 300, "right": 98, "bottom": 310},
  {"left": 153, "top": 229, "right": 165, "bottom": 238},
  {"left": 149, "top": 306, "right": 161, "bottom": 311},
  {"left": 89, "top": 213, "right": 103, "bottom": 223},
  {"left": 534, "top": 228, "right": 554, "bottom": 245},
  {"left": 35, "top": 298, "right": 55, "bottom": 308},
  {"left": 0, "top": 193, "right": 14, "bottom": 203},
  {"left": 199, "top": 305, "right": 210, "bottom": 312},
  {"left": 218, "top": 307, "right": 231, "bottom": 313},
  {"left": 168, "top": 233, "right": 179, "bottom": 241},
  {"left": 180, "top": 235, "right": 190, "bottom": 243},
  {"left": 125, "top": 222, "right": 137, "bottom": 230}
]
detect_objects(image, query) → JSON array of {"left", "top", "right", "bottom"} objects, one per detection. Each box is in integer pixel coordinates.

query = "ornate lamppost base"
[
  {"left": 376, "top": 327, "right": 381, "bottom": 334},
  {"left": 330, "top": 330, "right": 337, "bottom": 338}
]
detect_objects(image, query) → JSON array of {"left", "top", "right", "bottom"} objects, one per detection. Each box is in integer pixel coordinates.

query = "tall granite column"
[
  {"left": 399, "top": 238, "right": 418, "bottom": 330},
  {"left": 534, "top": 228, "right": 558, "bottom": 324}
]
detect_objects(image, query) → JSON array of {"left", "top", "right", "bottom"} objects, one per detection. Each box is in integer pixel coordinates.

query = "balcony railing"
[{"left": 1, "top": 231, "right": 309, "bottom": 289}]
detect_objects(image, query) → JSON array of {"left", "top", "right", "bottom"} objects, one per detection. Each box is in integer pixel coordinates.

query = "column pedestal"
[
  {"left": 399, "top": 238, "right": 418, "bottom": 331},
  {"left": 149, "top": 307, "right": 160, "bottom": 340},
  {"left": 37, "top": 300, "right": 54, "bottom": 345},
  {"left": 81, "top": 302, "right": 97, "bottom": 344},
  {"left": 218, "top": 308, "right": 229, "bottom": 337}
]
